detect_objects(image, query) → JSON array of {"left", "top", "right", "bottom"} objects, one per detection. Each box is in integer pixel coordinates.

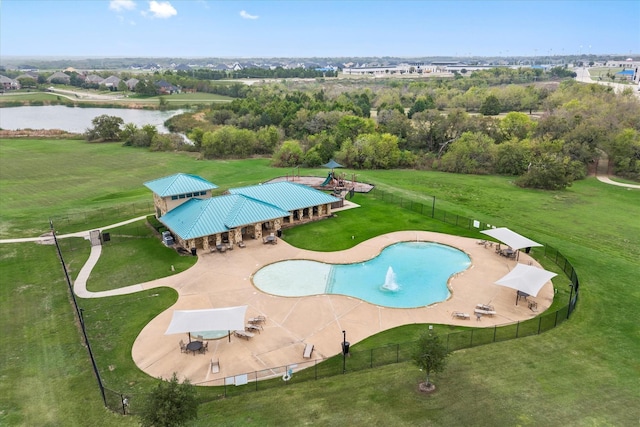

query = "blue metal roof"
[
  {"left": 144, "top": 173, "right": 218, "bottom": 197},
  {"left": 229, "top": 181, "right": 340, "bottom": 211},
  {"left": 159, "top": 194, "right": 290, "bottom": 240}
]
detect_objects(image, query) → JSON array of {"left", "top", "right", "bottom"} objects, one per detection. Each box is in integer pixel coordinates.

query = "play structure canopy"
[
  {"left": 494, "top": 263, "right": 557, "bottom": 297},
  {"left": 164, "top": 306, "right": 247, "bottom": 335},
  {"left": 322, "top": 159, "right": 343, "bottom": 169},
  {"left": 480, "top": 227, "right": 542, "bottom": 250}
]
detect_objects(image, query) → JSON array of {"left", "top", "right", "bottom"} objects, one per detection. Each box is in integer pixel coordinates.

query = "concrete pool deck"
[{"left": 131, "top": 230, "right": 554, "bottom": 386}]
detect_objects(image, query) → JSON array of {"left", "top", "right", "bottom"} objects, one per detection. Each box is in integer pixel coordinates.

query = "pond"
[{"left": 0, "top": 105, "right": 185, "bottom": 133}]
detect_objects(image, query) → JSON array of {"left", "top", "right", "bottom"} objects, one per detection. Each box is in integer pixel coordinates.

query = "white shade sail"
[
  {"left": 495, "top": 264, "right": 557, "bottom": 297},
  {"left": 480, "top": 227, "right": 542, "bottom": 250},
  {"left": 164, "top": 306, "right": 247, "bottom": 335}
]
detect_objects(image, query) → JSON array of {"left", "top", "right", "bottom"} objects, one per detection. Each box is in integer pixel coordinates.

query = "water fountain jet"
[{"left": 382, "top": 266, "right": 400, "bottom": 291}]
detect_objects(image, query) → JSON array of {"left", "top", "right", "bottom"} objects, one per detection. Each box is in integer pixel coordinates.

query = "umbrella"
[{"left": 495, "top": 264, "right": 557, "bottom": 301}]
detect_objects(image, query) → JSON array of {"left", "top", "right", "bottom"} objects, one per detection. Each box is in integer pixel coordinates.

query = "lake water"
[{"left": 0, "top": 105, "right": 185, "bottom": 133}]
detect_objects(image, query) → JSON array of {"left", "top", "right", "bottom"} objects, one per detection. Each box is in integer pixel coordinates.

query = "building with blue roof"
[
  {"left": 144, "top": 173, "right": 218, "bottom": 217},
  {"left": 144, "top": 174, "right": 340, "bottom": 252}
]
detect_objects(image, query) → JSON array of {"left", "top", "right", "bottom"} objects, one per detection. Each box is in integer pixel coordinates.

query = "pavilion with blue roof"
[{"left": 144, "top": 174, "right": 340, "bottom": 252}]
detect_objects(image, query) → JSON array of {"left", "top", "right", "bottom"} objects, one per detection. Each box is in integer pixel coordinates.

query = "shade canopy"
[
  {"left": 164, "top": 306, "right": 247, "bottom": 335},
  {"left": 495, "top": 264, "right": 557, "bottom": 297},
  {"left": 322, "top": 159, "right": 343, "bottom": 169},
  {"left": 480, "top": 227, "right": 542, "bottom": 250}
]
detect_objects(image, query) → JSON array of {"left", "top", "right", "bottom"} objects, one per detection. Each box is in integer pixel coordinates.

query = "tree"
[
  {"left": 140, "top": 373, "right": 197, "bottom": 427},
  {"left": 85, "top": 115, "right": 124, "bottom": 142},
  {"left": 272, "top": 139, "right": 304, "bottom": 167},
  {"left": 413, "top": 332, "right": 449, "bottom": 390},
  {"left": 479, "top": 95, "right": 501, "bottom": 116}
]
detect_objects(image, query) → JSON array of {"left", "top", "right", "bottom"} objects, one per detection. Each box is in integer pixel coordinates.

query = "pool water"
[{"left": 252, "top": 242, "right": 471, "bottom": 308}]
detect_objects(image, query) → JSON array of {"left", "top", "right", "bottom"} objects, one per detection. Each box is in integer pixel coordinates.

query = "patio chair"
[
  {"left": 248, "top": 315, "right": 266, "bottom": 324},
  {"left": 199, "top": 341, "right": 209, "bottom": 354},
  {"left": 179, "top": 339, "right": 187, "bottom": 353},
  {"left": 451, "top": 311, "right": 470, "bottom": 320},
  {"left": 210, "top": 358, "right": 220, "bottom": 373},
  {"left": 196, "top": 335, "right": 204, "bottom": 342}
]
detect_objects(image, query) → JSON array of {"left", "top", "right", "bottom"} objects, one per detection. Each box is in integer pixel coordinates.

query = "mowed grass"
[{"left": 0, "top": 138, "right": 639, "bottom": 425}]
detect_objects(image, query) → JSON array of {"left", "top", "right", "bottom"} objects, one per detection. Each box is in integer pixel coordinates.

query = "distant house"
[
  {"left": 17, "top": 74, "right": 37, "bottom": 86},
  {"left": 125, "top": 78, "right": 139, "bottom": 91},
  {"left": 85, "top": 74, "right": 104, "bottom": 84},
  {"left": 155, "top": 79, "right": 179, "bottom": 94},
  {"left": 0, "top": 75, "right": 20, "bottom": 90},
  {"left": 101, "top": 75, "right": 121, "bottom": 88},
  {"left": 47, "top": 71, "right": 71, "bottom": 84}
]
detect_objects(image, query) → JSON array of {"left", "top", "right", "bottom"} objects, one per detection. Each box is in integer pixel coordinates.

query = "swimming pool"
[{"left": 252, "top": 242, "right": 471, "bottom": 308}]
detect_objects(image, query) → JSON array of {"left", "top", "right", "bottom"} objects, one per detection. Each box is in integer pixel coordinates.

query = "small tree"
[
  {"left": 140, "top": 373, "right": 198, "bottom": 427},
  {"left": 85, "top": 114, "right": 124, "bottom": 142},
  {"left": 413, "top": 331, "right": 449, "bottom": 390},
  {"left": 479, "top": 95, "right": 501, "bottom": 116}
]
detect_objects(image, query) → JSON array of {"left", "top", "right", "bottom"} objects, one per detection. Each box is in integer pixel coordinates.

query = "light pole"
[{"left": 341, "top": 330, "right": 348, "bottom": 374}]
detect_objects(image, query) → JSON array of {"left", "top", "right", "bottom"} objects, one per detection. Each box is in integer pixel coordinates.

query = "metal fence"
[
  {"left": 54, "top": 188, "right": 579, "bottom": 414},
  {"left": 50, "top": 201, "right": 154, "bottom": 234}
]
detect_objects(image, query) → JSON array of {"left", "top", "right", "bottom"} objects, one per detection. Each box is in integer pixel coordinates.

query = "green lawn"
[{"left": 1, "top": 138, "right": 639, "bottom": 426}]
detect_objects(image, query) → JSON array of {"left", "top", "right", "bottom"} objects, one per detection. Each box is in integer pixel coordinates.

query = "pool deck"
[
  {"left": 131, "top": 227, "right": 554, "bottom": 386},
  {"left": 132, "top": 227, "right": 554, "bottom": 385}
]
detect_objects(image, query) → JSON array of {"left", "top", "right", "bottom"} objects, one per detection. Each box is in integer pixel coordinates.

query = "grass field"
[{"left": 0, "top": 138, "right": 639, "bottom": 426}]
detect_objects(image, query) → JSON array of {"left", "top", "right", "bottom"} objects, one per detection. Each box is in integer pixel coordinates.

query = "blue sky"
[{"left": 1, "top": 0, "right": 639, "bottom": 58}]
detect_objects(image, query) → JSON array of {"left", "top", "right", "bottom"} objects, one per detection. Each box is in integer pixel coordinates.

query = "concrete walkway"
[{"left": 596, "top": 175, "right": 640, "bottom": 189}]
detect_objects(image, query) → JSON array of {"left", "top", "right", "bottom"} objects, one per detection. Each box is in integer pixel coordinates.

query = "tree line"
[{"left": 86, "top": 70, "right": 640, "bottom": 189}]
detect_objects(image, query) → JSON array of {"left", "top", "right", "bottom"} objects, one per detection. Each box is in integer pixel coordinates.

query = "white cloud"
[
  {"left": 147, "top": 1, "right": 177, "bottom": 19},
  {"left": 240, "top": 10, "right": 258, "bottom": 20},
  {"left": 109, "top": 0, "right": 136, "bottom": 12}
]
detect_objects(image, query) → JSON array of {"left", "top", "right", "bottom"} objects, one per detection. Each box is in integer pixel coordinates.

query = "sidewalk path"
[
  {"left": 0, "top": 215, "right": 150, "bottom": 244},
  {"left": 596, "top": 175, "right": 640, "bottom": 189}
]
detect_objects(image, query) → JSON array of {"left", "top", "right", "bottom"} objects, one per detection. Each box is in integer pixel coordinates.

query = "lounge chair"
[
  {"left": 233, "top": 330, "right": 255, "bottom": 340},
  {"left": 474, "top": 308, "right": 497, "bottom": 316},
  {"left": 248, "top": 315, "right": 266, "bottom": 324},
  {"left": 245, "top": 323, "right": 262, "bottom": 333},
  {"left": 303, "top": 343, "right": 314, "bottom": 358},
  {"left": 476, "top": 304, "right": 494, "bottom": 311},
  {"left": 451, "top": 311, "right": 470, "bottom": 320},
  {"left": 210, "top": 358, "right": 220, "bottom": 373}
]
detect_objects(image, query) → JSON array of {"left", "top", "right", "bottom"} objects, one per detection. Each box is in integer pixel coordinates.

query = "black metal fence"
[
  {"left": 54, "top": 188, "right": 579, "bottom": 414},
  {"left": 50, "top": 201, "right": 154, "bottom": 235}
]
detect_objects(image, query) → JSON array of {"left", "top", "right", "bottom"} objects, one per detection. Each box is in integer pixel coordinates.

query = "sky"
[{"left": 1, "top": 0, "right": 639, "bottom": 58}]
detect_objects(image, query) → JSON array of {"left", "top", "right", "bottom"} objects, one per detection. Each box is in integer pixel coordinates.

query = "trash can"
[
  {"left": 102, "top": 232, "right": 110, "bottom": 242},
  {"left": 277, "top": 229, "right": 282, "bottom": 237},
  {"left": 191, "top": 248, "right": 197, "bottom": 256},
  {"left": 525, "top": 247, "right": 531, "bottom": 253},
  {"left": 341, "top": 341, "right": 350, "bottom": 355}
]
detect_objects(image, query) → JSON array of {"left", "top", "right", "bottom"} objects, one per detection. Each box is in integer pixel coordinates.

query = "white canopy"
[
  {"left": 164, "top": 306, "right": 247, "bottom": 335},
  {"left": 480, "top": 227, "right": 542, "bottom": 250},
  {"left": 495, "top": 264, "right": 557, "bottom": 297}
]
